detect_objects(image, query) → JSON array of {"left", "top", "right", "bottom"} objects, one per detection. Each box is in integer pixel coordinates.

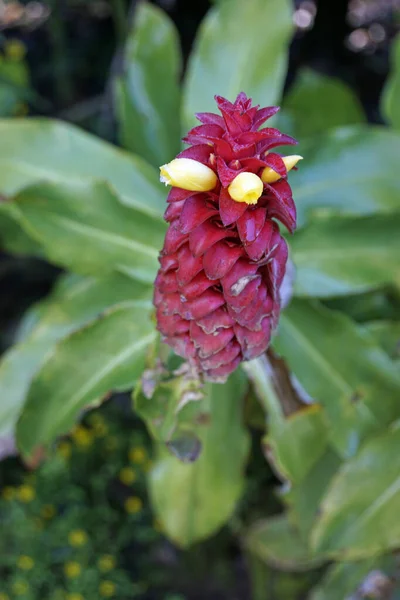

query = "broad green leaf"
[
  {"left": 292, "top": 126, "right": 400, "bottom": 227},
  {"left": 311, "top": 427, "right": 400, "bottom": 559},
  {"left": 0, "top": 118, "right": 164, "bottom": 216},
  {"left": 291, "top": 214, "right": 400, "bottom": 297},
  {"left": 274, "top": 299, "right": 400, "bottom": 458},
  {"left": 382, "top": 35, "right": 400, "bottom": 129},
  {"left": 149, "top": 370, "right": 250, "bottom": 547},
  {"left": 279, "top": 68, "right": 364, "bottom": 138},
  {"left": 244, "top": 515, "right": 324, "bottom": 572},
  {"left": 244, "top": 357, "right": 328, "bottom": 484},
  {"left": 0, "top": 210, "right": 41, "bottom": 255},
  {"left": 114, "top": 2, "right": 181, "bottom": 166},
  {"left": 282, "top": 449, "right": 342, "bottom": 541},
  {"left": 8, "top": 180, "right": 165, "bottom": 283},
  {"left": 0, "top": 273, "right": 151, "bottom": 439},
  {"left": 363, "top": 321, "right": 400, "bottom": 364},
  {"left": 17, "top": 304, "right": 156, "bottom": 456},
  {"left": 309, "top": 556, "right": 397, "bottom": 600},
  {"left": 182, "top": 0, "right": 293, "bottom": 130}
]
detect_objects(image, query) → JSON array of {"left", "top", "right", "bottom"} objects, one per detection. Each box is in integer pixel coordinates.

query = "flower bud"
[
  {"left": 261, "top": 155, "right": 303, "bottom": 184},
  {"left": 228, "top": 172, "right": 263, "bottom": 205},
  {"left": 160, "top": 158, "right": 217, "bottom": 192}
]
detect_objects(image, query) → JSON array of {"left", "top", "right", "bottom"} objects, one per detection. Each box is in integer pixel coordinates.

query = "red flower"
[{"left": 154, "top": 93, "right": 301, "bottom": 382}]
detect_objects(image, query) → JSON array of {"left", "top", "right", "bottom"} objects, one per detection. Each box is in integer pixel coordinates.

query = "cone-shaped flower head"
[{"left": 154, "top": 93, "right": 300, "bottom": 382}]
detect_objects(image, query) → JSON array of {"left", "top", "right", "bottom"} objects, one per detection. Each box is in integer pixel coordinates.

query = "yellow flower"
[
  {"left": 12, "top": 581, "right": 29, "bottom": 595},
  {"left": 68, "top": 529, "right": 88, "bottom": 547},
  {"left": 99, "top": 580, "right": 116, "bottom": 597},
  {"left": 17, "top": 555, "right": 34, "bottom": 570},
  {"left": 71, "top": 425, "right": 93, "bottom": 448},
  {"left": 64, "top": 561, "right": 81, "bottom": 578},
  {"left": 160, "top": 158, "right": 217, "bottom": 192},
  {"left": 128, "top": 447, "right": 147, "bottom": 465},
  {"left": 57, "top": 441, "right": 72, "bottom": 459},
  {"left": 41, "top": 504, "right": 56, "bottom": 519},
  {"left": 17, "top": 485, "right": 35, "bottom": 503},
  {"left": 124, "top": 496, "right": 143, "bottom": 514},
  {"left": 5, "top": 39, "right": 26, "bottom": 60},
  {"left": 98, "top": 554, "right": 116, "bottom": 572},
  {"left": 1, "top": 486, "right": 15, "bottom": 501},
  {"left": 67, "top": 595, "right": 84, "bottom": 600},
  {"left": 228, "top": 172, "right": 263, "bottom": 205},
  {"left": 119, "top": 467, "right": 136, "bottom": 485}
]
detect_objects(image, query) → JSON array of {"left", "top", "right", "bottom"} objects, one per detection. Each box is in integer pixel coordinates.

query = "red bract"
[{"left": 154, "top": 93, "right": 299, "bottom": 382}]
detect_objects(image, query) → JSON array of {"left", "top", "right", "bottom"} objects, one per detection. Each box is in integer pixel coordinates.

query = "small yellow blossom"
[
  {"left": 64, "top": 561, "right": 81, "bottom": 578},
  {"left": 261, "top": 155, "right": 303, "bottom": 184},
  {"left": 124, "top": 496, "right": 143, "bottom": 514},
  {"left": 129, "top": 446, "right": 147, "bottom": 465},
  {"left": 17, "top": 555, "right": 34, "bottom": 570},
  {"left": 160, "top": 158, "right": 217, "bottom": 192},
  {"left": 228, "top": 172, "right": 263, "bottom": 205},
  {"left": 57, "top": 441, "right": 72, "bottom": 459},
  {"left": 119, "top": 467, "right": 136, "bottom": 485},
  {"left": 98, "top": 555, "right": 116, "bottom": 572},
  {"left": 41, "top": 504, "right": 56, "bottom": 519},
  {"left": 99, "top": 580, "right": 116, "bottom": 597},
  {"left": 12, "top": 581, "right": 29, "bottom": 595},
  {"left": 1, "top": 486, "right": 15, "bottom": 501},
  {"left": 72, "top": 425, "right": 93, "bottom": 448},
  {"left": 5, "top": 39, "right": 26, "bottom": 60},
  {"left": 67, "top": 594, "right": 84, "bottom": 600},
  {"left": 17, "top": 485, "right": 35, "bottom": 503},
  {"left": 68, "top": 529, "right": 88, "bottom": 547}
]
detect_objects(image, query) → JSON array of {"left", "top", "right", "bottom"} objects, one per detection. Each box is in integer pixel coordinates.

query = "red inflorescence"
[{"left": 154, "top": 93, "right": 298, "bottom": 382}]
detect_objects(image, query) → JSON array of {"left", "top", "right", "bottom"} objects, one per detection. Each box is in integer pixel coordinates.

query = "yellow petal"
[
  {"left": 228, "top": 172, "right": 263, "bottom": 205},
  {"left": 261, "top": 155, "right": 303, "bottom": 184},
  {"left": 159, "top": 158, "right": 217, "bottom": 192}
]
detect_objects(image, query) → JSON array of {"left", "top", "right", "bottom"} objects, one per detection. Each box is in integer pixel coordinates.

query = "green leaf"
[
  {"left": 182, "top": 0, "right": 293, "bottom": 130},
  {"left": 114, "top": 2, "right": 182, "bottom": 166},
  {"left": 244, "top": 515, "right": 325, "bottom": 572},
  {"left": 9, "top": 179, "right": 165, "bottom": 282},
  {"left": 17, "top": 303, "right": 156, "bottom": 456},
  {"left": 311, "top": 426, "right": 400, "bottom": 559},
  {"left": 363, "top": 321, "right": 400, "bottom": 364},
  {"left": 149, "top": 370, "right": 250, "bottom": 547},
  {"left": 309, "top": 556, "right": 397, "bottom": 600},
  {"left": 0, "top": 209, "right": 41, "bottom": 255},
  {"left": 282, "top": 449, "right": 342, "bottom": 541},
  {"left": 292, "top": 126, "right": 400, "bottom": 227},
  {"left": 279, "top": 68, "right": 364, "bottom": 138},
  {"left": 382, "top": 34, "right": 400, "bottom": 129},
  {"left": 0, "top": 118, "right": 164, "bottom": 216},
  {"left": 244, "top": 357, "right": 328, "bottom": 484},
  {"left": 291, "top": 214, "right": 400, "bottom": 297},
  {"left": 0, "top": 273, "right": 151, "bottom": 439},
  {"left": 274, "top": 299, "right": 400, "bottom": 458}
]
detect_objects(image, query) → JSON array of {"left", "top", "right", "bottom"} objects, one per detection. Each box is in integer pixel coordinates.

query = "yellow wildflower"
[
  {"left": 1, "top": 486, "right": 15, "bottom": 501},
  {"left": 119, "top": 467, "right": 136, "bottom": 485},
  {"left": 41, "top": 504, "right": 56, "bottom": 519},
  {"left": 98, "top": 554, "right": 116, "bottom": 572},
  {"left": 67, "top": 594, "right": 84, "bottom": 600},
  {"left": 68, "top": 529, "right": 88, "bottom": 547},
  {"left": 124, "top": 496, "right": 143, "bottom": 514},
  {"left": 57, "top": 441, "right": 72, "bottom": 459},
  {"left": 64, "top": 561, "right": 81, "bottom": 578},
  {"left": 71, "top": 425, "right": 93, "bottom": 448},
  {"left": 17, "top": 555, "right": 34, "bottom": 570},
  {"left": 12, "top": 581, "right": 29, "bottom": 595},
  {"left": 99, "top": 580, "right": 116, "bottom": 597},
  {"left": 17, "top": 485, "right": 35, "bottom": 503},
  {"left": 128, "top": 446, "right": 147, "bottom": 464}
]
